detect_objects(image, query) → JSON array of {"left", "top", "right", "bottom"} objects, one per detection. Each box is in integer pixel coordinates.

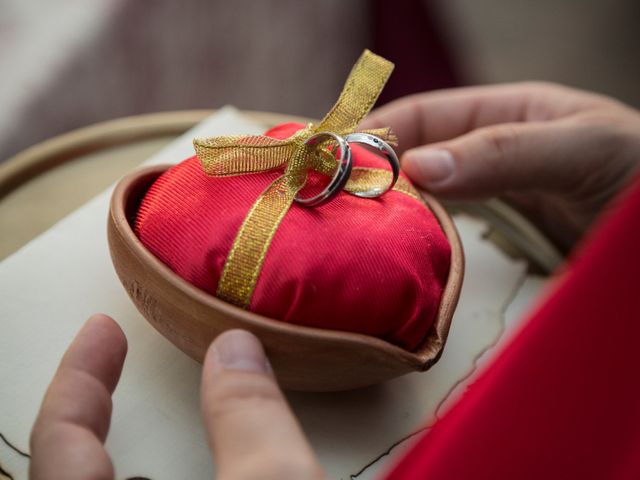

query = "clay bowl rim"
[{"left": 109, "top": 164, "right": 464, "bottom": 370}]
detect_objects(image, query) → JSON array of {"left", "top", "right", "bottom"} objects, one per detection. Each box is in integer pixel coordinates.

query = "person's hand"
[
  {"left": 30, "top": 314, "right": 127, "bottom": 480},
  {"left": 362, "top": 82, "right": 640, "bottom": 250},
  {"left": 30, "top": 314, "right": 324, "bottom": 480},
  {"left": 200, "top": 327, "right": 323, "bottom": 480}
]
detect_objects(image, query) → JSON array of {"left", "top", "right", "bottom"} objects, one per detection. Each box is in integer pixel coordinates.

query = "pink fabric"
[{"left": 135, "top": 123, "right": 451, "bottom": 350}]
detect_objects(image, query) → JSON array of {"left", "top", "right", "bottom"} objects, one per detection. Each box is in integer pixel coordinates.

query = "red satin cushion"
[{"left": 135, "top": 123, "right": 451, "bottom": 350}]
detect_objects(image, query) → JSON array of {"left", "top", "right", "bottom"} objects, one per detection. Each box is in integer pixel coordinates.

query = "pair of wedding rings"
[{"left": 294, "top": 132, "right": 400, "bottom": 207}]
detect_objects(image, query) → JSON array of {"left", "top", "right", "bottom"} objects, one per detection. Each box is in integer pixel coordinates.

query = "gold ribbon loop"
[
  {"left": 195, "top": 126, "right": 313, "bottom": 176},
  {"left": 192, "top": 50, "right": 415, "bottom": 308}
]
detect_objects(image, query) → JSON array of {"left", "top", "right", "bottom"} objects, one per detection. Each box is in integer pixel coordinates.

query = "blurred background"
[{"left": 1, "top": 0, "right": 639, "bottom": 163}]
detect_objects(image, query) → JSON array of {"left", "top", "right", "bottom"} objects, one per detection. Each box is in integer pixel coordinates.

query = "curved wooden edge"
[
  {"left": 0, "top": 110, "right": 206, "bottom": 200},
  {"left": 110, "top": 165, "right": 464, "bottom": 371},
  {"left": 0, "top": 109, "right": 316, "bottom": 201}
]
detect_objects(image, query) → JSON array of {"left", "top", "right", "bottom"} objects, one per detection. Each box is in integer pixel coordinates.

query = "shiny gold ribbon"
[{"left": 193, "top": 50, "right": 420, "bottom": 308}]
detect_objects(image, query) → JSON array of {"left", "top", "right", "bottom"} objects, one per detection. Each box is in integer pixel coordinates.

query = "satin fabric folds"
[
  {"left": 386, "top": 176, "right": 640, "bottom": 479},
  {"left": 135, "top": 123, "right": 451, "bottom": 350}
]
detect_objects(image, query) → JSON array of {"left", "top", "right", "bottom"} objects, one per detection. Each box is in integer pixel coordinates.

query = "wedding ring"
[
  {"left": 294, "top": 132, "right": 352, "bottom": 207},
  {"left": 344, "top": 133, "right": 400, "bottom": 198}
]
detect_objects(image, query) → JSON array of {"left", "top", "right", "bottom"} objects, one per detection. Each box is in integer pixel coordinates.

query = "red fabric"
[
  {"left": 386, "top": 176, "right": 640, "bottom": 479},
  {"left": 135, "top": 123, "right": 451, "bottom": 350}
]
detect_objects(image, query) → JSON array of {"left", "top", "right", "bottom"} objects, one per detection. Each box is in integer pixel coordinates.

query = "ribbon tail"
[
  {"left": 316, "top": 49, "right": 394, "bottom": 134},
  {"left": 216, "top": 175, "right": 301, "bottom": 307},
  {"left": 346, "top": 167, "right": 421, "bottom": 201}
]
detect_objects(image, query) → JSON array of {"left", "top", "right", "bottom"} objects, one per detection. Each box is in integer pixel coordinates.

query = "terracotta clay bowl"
[{"left": 108, "top": 165, "right": 464, "bottom": 391}]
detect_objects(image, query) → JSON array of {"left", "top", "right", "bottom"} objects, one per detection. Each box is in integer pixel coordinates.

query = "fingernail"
[
  {"left": 404, "top": 149, "right": 455, "bottom": 185},
  {"left": 211, "top": 330, "right": 269, "bottom": 374}
]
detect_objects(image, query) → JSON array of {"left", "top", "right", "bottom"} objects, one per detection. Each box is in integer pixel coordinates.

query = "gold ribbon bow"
[{"left": 193, "top": 50, "right": 420, "bottom": 308}]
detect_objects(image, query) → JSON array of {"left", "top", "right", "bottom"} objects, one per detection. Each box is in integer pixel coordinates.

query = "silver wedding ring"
[
  {"left": 294, "top": 132, "right": 399, "bottom": 207},
  {"left": 344, "top": 133, "right": 400, "bottom": 198},
  {"left": 294, "top": 132, "right": 352, "bottom": 207}
]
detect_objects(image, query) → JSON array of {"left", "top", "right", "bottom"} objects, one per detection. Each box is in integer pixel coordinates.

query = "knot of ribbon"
[
  {"left": 192, "top": 50, "right": 415, "bottom": 308},
  {"left": 194, "top": 50, "right": 397, "bottom": 195}
]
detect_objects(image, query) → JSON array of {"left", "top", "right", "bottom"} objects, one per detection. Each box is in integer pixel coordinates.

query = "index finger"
[
  {"left": 361, "top": 82, "right": 599, "bottom": 155},
  {"left": 30, "top": 314, "right": 128, "bottom": 480}
]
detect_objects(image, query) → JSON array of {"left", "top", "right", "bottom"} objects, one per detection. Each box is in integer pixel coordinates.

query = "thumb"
[
  {"left": 402, "top": 119, "right": 598, "bottom": 198},
  {"left": 201, "top": 330, "right": 323, "bottom": 480}
]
